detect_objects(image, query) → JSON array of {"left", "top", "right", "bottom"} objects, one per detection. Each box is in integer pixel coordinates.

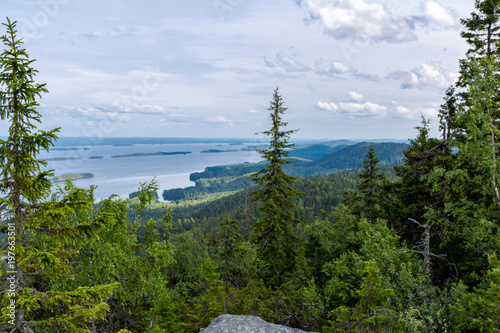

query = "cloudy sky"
[{"left": 1, "top": 0, "right": 475, "bottom": 139}]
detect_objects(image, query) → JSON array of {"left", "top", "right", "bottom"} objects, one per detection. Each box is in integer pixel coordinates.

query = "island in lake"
[
  {"left": 111, "top": 151, "right": 192, "bottom": 158},
  {"left": 51, "top": 147, "right": 91, "bottom": 151},
  {"left": 201, "top": 148, "right": 259, "bottom": 153},
  {"left": 44, "top": 157, "right": 82, "bottom": 161},
  {"left": 50, "top": 173, "right": 94, "bottom": 183},
  {"left": 200, "top": 149, "right": 239, "bottom": 153}
]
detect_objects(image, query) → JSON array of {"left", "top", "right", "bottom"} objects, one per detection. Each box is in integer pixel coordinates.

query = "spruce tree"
[
  {"left": 251, "top": 87, "right": 302, "bottom": 287},
  {"left": 459, "top": 0, "right": 500, "bottom": 88},
  {"left": 210, "top": 215, "right": 246, "bottom": 291},
  {"left": 357, "top": 144, "right": 387, "bottom": 222},
  {"left": 0, "top": 18, "right": 116, "bottom": 332},
  {"left": 451, "top": 254, "right": 500, "bottom": 332},
  {"left": 435, "top": 59, "right": 500, "bottom": 280},
  {"left": 325, "top": 262, "right": 398, "bottom": 333}
]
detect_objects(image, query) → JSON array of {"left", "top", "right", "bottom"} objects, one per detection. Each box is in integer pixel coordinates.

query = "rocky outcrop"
[{"left": 200, "top": 315, "right": 318, "bottom": 333}]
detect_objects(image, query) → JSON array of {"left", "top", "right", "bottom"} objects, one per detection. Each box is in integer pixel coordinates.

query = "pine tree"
[
  {"left": 0, "top": 18, "right": 116, "bottom": 332},
  {"left": 251, "top": 87, "right": 302, "bottom": 287}
]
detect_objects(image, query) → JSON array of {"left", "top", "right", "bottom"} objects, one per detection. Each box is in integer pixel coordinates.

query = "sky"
[{"left": 1, "top": 0, "right": 476, "bottom": 140}]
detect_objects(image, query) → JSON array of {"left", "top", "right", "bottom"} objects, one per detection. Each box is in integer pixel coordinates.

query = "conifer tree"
[
  {"left": 210, "top": 215, "right": 246, "bottom": 291},
  {"left": 0, "top": 18, "right": 116, "bottom": 332},
  {"left": 357, "top": 144, "right": 387, "bottom": 222},
  {"left": 459, "top": 0, "right": 500, "bottom": 87},
  {"left": 438, "top": 86, "right": 459, "bottom": 142},
  {"left": 461, "top": 0, "right": 500, "bottom": 57},
  {"left": 251, "top": 87, "right": 302, "bottom": 287},
  {"left": 451, "top": 254, "right": 500, "bottom": 332},
  {"left": 325, "top": 262, "right": 398, "bottom": 332},
  {"left": 429, "top": 59, "right": 500, "bottom": 283}
]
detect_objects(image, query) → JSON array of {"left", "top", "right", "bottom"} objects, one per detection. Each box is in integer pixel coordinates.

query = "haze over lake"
[{"left": 40, "top": 141, "right": 263, "bottom": 201}]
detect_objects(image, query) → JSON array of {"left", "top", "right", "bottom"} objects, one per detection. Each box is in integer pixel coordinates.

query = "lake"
[{"left": 39, "top": 142, "right": 263, "bottom": 201}]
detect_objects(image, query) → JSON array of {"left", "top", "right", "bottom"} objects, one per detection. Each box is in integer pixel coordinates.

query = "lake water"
[{"left": 39, "top": 142, "right": 263, "bottom": 201}]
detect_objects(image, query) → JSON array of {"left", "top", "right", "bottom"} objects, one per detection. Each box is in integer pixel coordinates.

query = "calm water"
[{"left": 39, "top": 143, "right": 263, "bottom": 201}]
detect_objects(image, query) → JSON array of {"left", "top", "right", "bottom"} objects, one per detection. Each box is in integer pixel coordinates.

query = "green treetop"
[
  {"left": 459, "top": 0, "right": 500, "bottom": 87},
  {"left": 461, "top": 0, "right": 500, "bottom": 59}
]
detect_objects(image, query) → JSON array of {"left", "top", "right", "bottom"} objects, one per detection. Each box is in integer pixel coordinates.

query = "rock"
[{"left": 199, "top": 315, "right": 318, "bottom": 333}]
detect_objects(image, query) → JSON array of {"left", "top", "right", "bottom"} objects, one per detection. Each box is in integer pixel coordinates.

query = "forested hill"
[
  {"left": 287, "top": 139, "right": 355, "bottom": 160},
  {"left": 163, "top": 141, "right": 408, "bottom": 201},
  {"left": 291, "top": 141, "right": 408, "bottom": 175}
]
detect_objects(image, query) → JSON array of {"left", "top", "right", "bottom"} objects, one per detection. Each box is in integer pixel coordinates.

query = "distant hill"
[
  {"left": 289, "top": 143, "right": 353, "bottom": 161},
  {"left": 162, "top": 141, "right": 408, "bottom": 202},
  {"left": 307, "top": 142, "right": 408, "bottom": 172}
]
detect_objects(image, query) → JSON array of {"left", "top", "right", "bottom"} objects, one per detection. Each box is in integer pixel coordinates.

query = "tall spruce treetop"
[
  {"left": 0, "top": 17, "right": 59, "bottom": 210},
  {"left": 0, "top": 18, "right": 116, "bottom": 332},
  {"left": 251, "top": 87, "right": 302, "bottom": 287},
  {"left": 458, "top": 0, "right": 500, "bottom": 89},
  {"left": 461, "top": 0, "right": 500, "bottom": 58}
]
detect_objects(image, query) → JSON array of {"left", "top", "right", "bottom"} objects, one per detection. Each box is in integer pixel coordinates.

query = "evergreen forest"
[{"left": 1, "top": 1, "right": 500, "bottom": 331}]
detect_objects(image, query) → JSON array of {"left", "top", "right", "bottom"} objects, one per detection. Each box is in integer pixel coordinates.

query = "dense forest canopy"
[{"left": 1, "top": 1, "right": 500, "bottom": 331}]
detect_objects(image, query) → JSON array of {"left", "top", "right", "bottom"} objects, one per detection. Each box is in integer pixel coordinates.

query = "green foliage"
[
  {"left": 352, "top": 144, "right": 388, "bottom": 221},
  {"left": 129, "top": 188, "right": 158, "bottom": 200},
  {"left": 0, "top": 18, "right": 116, "bottom": 332},
  {"left": 181, "top": 258, "right": 227, "bottom": 330},
  {"left": 380, "top": 117, "right": 456, "bottom": 285},
  {"left": 1, "top": 3, "right": 500, "bottom": 331},
  {"left": 69, "top": 180, "right": 175, "bottom": 332},
  {"left": 424, "top": 58, "right": 500, "bottom": 286},
  {"left": 208, "top": 215, "right": 250, "bottom": 290},
  {"left": 251, "top": 87, "right": 302, "bottom": 287},
  {"left": 324, "top": 262, "right": 400, "bottom": 333},
  {"left": 451, "top": 254, "right": 500, "bottom": 332},
  {"left": 459, "top": 0, "right": 500, "bottom": 90}
]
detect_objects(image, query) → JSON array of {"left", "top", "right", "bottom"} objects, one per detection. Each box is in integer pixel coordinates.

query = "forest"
[{"left": 1, "top": 0, "right": 500, "bottom": 332}]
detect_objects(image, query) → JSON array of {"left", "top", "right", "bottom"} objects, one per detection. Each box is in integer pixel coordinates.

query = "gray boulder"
[{"left": 200, "top": 315, "right": 318, "bottom": 333}]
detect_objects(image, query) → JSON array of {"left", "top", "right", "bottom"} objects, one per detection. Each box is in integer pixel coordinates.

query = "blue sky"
[{"left": 1, "top": 0, "right": 475, "bottom": 139}]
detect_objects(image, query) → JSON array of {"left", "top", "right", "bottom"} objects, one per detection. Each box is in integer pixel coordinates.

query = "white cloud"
[
  {"left": 265, "top": 47, "right": 311, "bottom": 73},
  {"left": 299, "top": 0, "right": 459, "bottom": 43},
  {"left": 64, "top": 106, "right": 130, "bottom": 122},
  {"left": 421, "top": 106, "right": 439, "bottom": 118},
  {"left": 266, "top": 51, "right": 377, "bottom": 81},
  {"left": 422, "top": 1, "right": 458, "bottom": 28},
  {"left": 339, "top": 102, "right": 387, "bottom": 116},
  {"left": 113, "top": 104, "right": 167, "bottom": 114},
  {"left": 247, "top": 109, "right": 259, "bottom": 113},
  {"left": 317, "top": 100, "right": 387, "bottom": 116},
  {"left": 317, "top": 101, "right": 339, "bottom": 111},
  {"left": 207, "top": 116, "right": 233, "bottom": 126},
  {"left": 348, "top": 91, "right": 364, "bottom": 101},
  {"left": 399, "top": 63, "right": 457, "bottom": 89},
  {"left": 301, "top": 0, "right": 417, "bottom": 43},
  {"left": 314, "top": 58, "right": 354, "bottom": 77},
  {"left": 396, "top": 105, "right": 411, "bottom": 115},
  {"left": 391, "top": 101, "right": 439, "bottom": 119}
]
